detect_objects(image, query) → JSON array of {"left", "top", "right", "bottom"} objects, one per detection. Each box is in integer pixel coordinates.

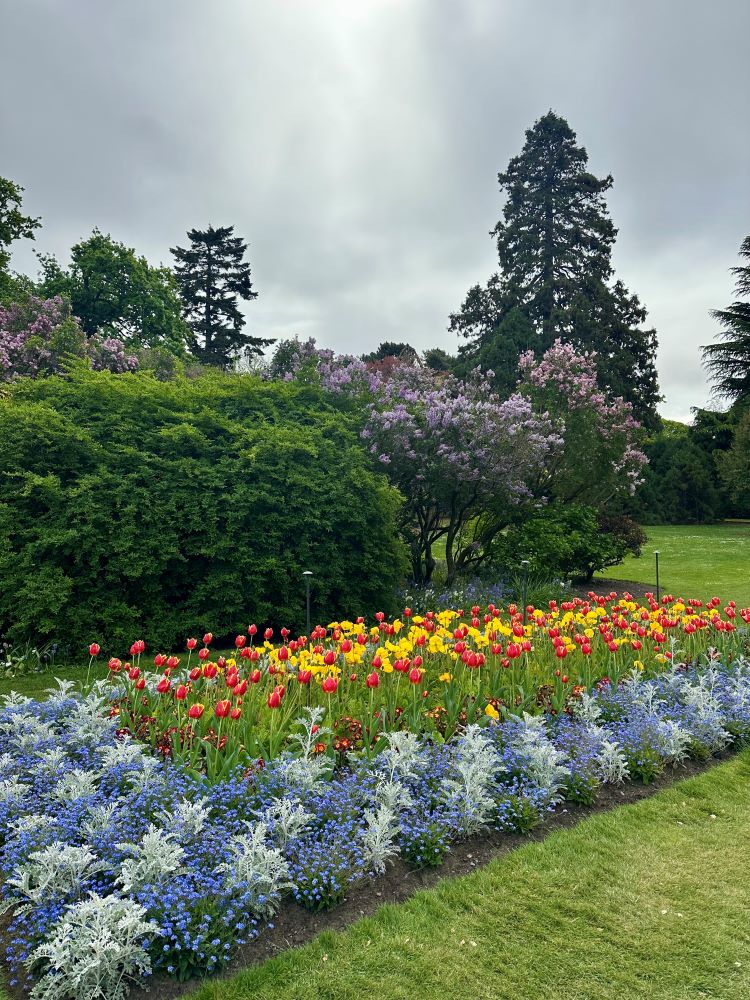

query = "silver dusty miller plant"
[
  {"left": 217, "top": 822, "right": 293, "bottom": 920},
  {"left": 116, "top": 826, "right": 186, "bottom": 894},
  {"left": 442, "top": 724, "right": 502, "bottom": 834},
  {"left": 1, "top": 843, "right": 107, "bottom": 916},
  {"left": 282, "top": 707, "right": 333, "bottom": 789},
  {"left": 28, "top": 893, "right": 159, "bottom": 1000}
]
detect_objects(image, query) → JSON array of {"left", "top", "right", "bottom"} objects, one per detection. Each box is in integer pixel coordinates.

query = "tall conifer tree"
[
  {"left": 702, "top": 236, "right": 750, "bottom": 406},
  {"left": 171, "top": 225, "right": 271, "bottom": 367},
  {"left": 450, "top": 111, "right": 660, "bottom": 426}
]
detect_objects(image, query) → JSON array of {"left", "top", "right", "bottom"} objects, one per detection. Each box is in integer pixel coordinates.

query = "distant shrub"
[{"left": 492, "top": 503, "right": 645, "bottom": 581}]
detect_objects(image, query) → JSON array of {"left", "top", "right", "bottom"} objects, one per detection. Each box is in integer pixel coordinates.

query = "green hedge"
[{"left": 0, "top": 369, "right": 407, "bottom": 653}]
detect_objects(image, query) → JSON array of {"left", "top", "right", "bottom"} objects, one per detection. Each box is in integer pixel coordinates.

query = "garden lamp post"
[
  {"left": 302, "top": 570, "right": 313, "bottom": 635},
  {"left": 654, "top": 551, "right": 660, "bottom": 605},
  {"left": 521, "top": 560, "right": 530, "bottom": 625}
]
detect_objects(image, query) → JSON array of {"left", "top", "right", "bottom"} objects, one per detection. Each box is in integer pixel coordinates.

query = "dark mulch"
[{"left": 128, "top": 751, "right": 728, "bottom": 999}]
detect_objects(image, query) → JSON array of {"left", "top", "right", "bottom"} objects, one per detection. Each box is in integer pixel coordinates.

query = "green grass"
[
  {"left": 595, "top": 521, "right": 750, "bottom": 607},
  {"left": 184, "top": 752, "right": 750, "bottom": 1000},
  {"left": 0, "top": 662, "right": 110, "bottom": 701}
]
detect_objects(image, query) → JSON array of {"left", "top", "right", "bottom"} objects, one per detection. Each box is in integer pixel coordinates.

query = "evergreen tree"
[
  {"left": 450, "top": 111, "right": 660, "bottom": 427},
  {"left": 171, "top": 225, "right": 271, "bottom": 367},
  {"left": 702, "top": 236, "right": 750, "bottom": 406}
]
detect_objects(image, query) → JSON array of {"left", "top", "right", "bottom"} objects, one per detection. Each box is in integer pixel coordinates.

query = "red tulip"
[
  {"left": 371, "top": 655, "right": 382, "bottom": 669},
  {"left": 186, "top": 638, "right": 198, "bottom": 650},
  {"left": 215, "top": 700, "right": 231, "bottom": 718},
  {"left": 506, "top": 642, "right": 521, "bottom": 659},
  {"left": 203, "top": 633, "right": 213, "bottom": 645},
  {"left": 249, "top": 669, "right": 262, "bottom": 684},
  {"left": 264, "top": 628, "right": 273, "bottom": 641},
  {"left": 581, "top": 643, "right": 592, "bottom": 655},
  {"left": 175, "top": 684, "right": 188, "bottom": 701},
  {"left": 248, "top": 624, "right": 257, "bottom": 636},
  {"left": 230, "top": 708, "right": 242, "bottom": 720},
  {"left": 267, "top": 689, "right": 282, "bottom": 709},
  {"left": 298, "top": 669, "right": 312, "bottom": 685},
  {"left": 154, "top": 654, "right": 167, "bottom": 668},
  {"left": 366, "top": 670, "right": 380, "bottom": 688},
  {"left": 323, "top": 650, "right": 336, "bottom": 666},
  {"left": 156, "top": 678, "right": 171, "bottom": 693},
  {"left": 88, "top": 643, "right": 100, "bottom": 657},
  {"left": 340, "top": 639, "right": 353, "bottom": 653},
  {"left": 188, "top": 703, "right": 205, "bottom": 719},
  {"left": 235, "top": 635, "right": 246, "bottom": 648},
  {"left": 189, "top": 667, "right": 202, "bottom": 681},
  {"left": 166, "top": 656, "right": 180, "bottom": 670},
  {"left": 322, "top": 676, "right": 339, "bottom": 694},
  {"left": 108, "top": 657, "right": 122, "bottom": 672},
  {"left": 135, "top": 678, "right": 146, "bottom": 691},
  {"left": 408, "top": 667, "right": 422, "bottom": 684},
  {"left": 233, "top": 680, "right": 248, "bottom": 696},
  {"left": 555, "top": 645, "right": 568, "bottom": 659},
  {"left": 278, "top": 646, "right": 289, "bottom": 661},
  {"left": 203, "top": 663, "right": 218, "bottom": 679},
  {"left": 128, "top": 667, "right": 140, "bottom": 680}
]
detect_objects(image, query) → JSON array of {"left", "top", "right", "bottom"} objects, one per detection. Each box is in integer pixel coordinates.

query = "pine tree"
[
  {"left": 702, "top": 236, "right": 750, "bottom": 406},
  {"left": 450, "top": 111, "right": 660, "bottom": 427},
  {"left": 171, "top": 225, "right": 271, "bottom": 367}
]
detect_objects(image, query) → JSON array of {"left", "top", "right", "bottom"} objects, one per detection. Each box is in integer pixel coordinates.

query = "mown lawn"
[
  {"left": 183, "top": 751, "right": 750, "bottom": 1000},
  {"left": 595, "top": 521, "right": 750, "bottom": 607}
]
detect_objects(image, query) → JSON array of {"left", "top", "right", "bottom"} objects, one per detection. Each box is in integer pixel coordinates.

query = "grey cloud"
[{"left": 2, "top": 0, "right": 748, "bottom": 421}]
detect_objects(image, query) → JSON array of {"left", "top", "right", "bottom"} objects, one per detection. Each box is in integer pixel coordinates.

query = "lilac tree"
[
  {"left": 268, "top": 337, "right": 647, "bottom": 585},
  {"left": 0, "top": 296, "right": 138, "bottom": 382},
  {"left": 518, "top": 339, "right": 647, "bottom": 505},
  {"left": 361, "top": 366, "right": 560, "bottom": 583}
]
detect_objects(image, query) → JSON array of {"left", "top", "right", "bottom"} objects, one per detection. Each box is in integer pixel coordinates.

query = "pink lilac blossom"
[{"left": 0, "top": 296, "right": 138, "bottom": 381}]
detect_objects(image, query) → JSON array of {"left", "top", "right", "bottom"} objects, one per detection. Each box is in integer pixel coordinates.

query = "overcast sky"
[{"left": 2, "top": 0, "right": 748, "bottom": 420}]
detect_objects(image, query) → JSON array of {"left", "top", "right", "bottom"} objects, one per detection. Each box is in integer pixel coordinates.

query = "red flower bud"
[
  {"left": 248, "top": 624, "right": 258, "bottom": 636},
  {"left": 203, "top": 633, "right": 213, "bottom": 645},
  {"left": 264, "top": 628, "right": 273, "bottom": 641},
  {"left": 88, "top": 643, "right": 100, "bottom": 657},
  {"left": 267, "top": 689, "right": 282, "bottom": 709},
  {"left": 278, "top": 646, "right": 289, "bottom": 661}
]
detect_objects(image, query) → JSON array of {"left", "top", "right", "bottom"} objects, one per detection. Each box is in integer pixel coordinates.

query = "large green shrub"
[
  {"left": 491, "top": 503, "right": 646, "bottom": 582},
  {"left": 0, "top": 369, "right": 407, "bottom": 653}
]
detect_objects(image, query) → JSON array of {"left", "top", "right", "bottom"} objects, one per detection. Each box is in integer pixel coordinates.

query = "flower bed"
[
  {"left": 102, "top": 593, "right": 747, "bottom": 779},
  {"left": 1, "top": 633, "right": 750, "bottom": 997}
]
